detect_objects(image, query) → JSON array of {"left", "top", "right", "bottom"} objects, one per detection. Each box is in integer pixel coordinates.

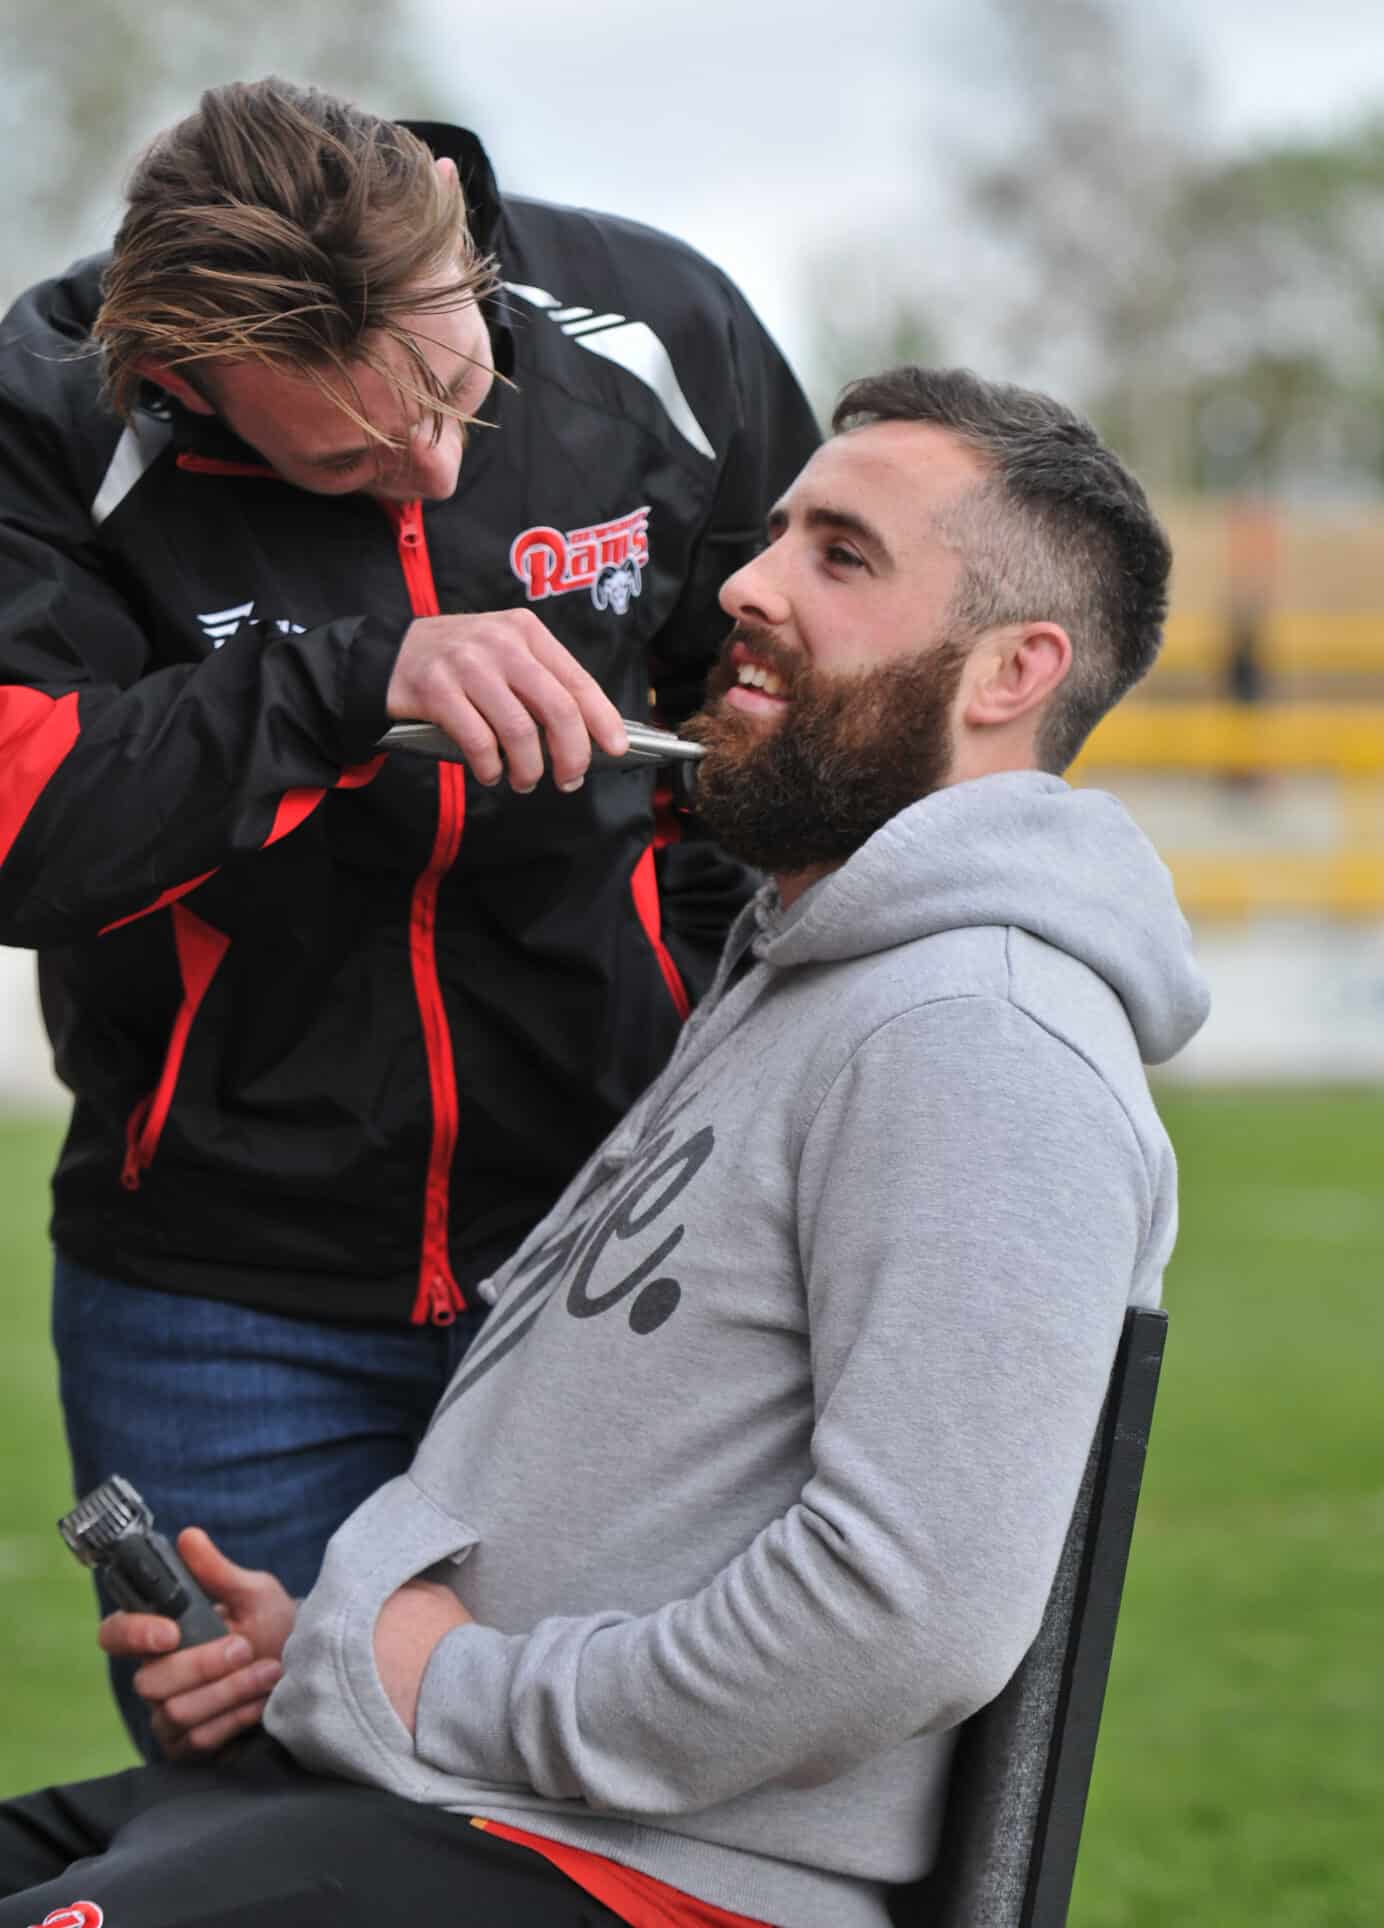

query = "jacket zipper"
[
  {"left": 386, "top": 499, "right": 469, "bottom": 1325},
  {"left": 121, "top": 907, "right": 231, "bottom": 1190}
]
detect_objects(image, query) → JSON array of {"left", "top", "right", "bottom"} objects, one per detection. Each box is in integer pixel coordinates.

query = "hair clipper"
[
  {"left": 379, "top": 717, "right": 706, "bottom": 805},
  {"left": 58, "top": 1475, "right": 225, "bottom": 1647}
]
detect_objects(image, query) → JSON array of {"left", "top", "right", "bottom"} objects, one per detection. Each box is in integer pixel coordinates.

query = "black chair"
[{"left": 892, "top": 1305, "right": 1169, "bottom": 1928}]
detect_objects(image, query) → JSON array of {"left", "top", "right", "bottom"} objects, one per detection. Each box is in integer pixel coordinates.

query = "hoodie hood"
[{"left": 755, "top": 772, "right": 1209, "bottom": 1065}]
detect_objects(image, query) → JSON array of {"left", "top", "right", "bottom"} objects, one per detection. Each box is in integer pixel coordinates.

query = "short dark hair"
[
  {"left": 832, "top": 366, "right": 1171, "bottom": 771},
  {"left": 94, "top": 79, "right": 497, "bottom": 439}
]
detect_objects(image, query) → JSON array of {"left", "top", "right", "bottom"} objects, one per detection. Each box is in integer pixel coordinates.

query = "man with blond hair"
[{"left": 0, "top": 78, "right": 818, "bottom": 1751}]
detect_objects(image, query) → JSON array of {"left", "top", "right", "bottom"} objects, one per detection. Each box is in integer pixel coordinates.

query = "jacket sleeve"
[
  {"left": 410, "top": 997, "right": 1150, "bottom": 1813},
  {"left": 650, "top": 292, "right": 821, "bottom": 993},
  {"left": 0, "top": 389, "right": 401, "bottom": 946}
]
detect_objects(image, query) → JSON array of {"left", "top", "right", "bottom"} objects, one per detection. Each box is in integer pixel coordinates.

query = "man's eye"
[{"left": 825, "top": 544, "right": 863, "bottom": 568}]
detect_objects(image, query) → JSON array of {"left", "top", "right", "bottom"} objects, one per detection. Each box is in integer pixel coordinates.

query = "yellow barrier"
[
  {"left": 1073, "top": 704, "right": 1384, "bottom": 775},
  {"left": 1072, "top": 703, "right": 1384, "bottom": 919},
  {"left": 1160, "top": 612, "right": 1384, "bottom": 677},
  {"left": 1153, "top": 853, "right": 1384, "bottom": 920}
]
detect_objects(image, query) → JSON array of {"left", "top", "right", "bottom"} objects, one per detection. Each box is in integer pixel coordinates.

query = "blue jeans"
[{"left": 52, "top": 1252, "right": 491, "bottom": 1760}]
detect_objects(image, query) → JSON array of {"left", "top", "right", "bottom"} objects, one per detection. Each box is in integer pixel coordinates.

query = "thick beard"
[{"left": 683, "top": 625, "right": 970, "bottom": 876}]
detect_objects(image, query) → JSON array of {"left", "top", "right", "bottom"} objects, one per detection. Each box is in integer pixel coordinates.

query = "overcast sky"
[
  {"left": 20, "top": 0, "right": 1384, "bottom": 387},
  {"left": 402, "top": 0, "right": 1384, "bottom": 378}
]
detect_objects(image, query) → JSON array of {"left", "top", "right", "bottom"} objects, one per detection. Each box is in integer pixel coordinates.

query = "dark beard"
[{"left": 682, "top": 624, "right": 970, "bottom": 876}]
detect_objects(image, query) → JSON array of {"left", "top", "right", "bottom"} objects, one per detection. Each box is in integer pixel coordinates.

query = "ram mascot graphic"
[{"left": 592, "top": 557, "right": 642, "bottom": 614}]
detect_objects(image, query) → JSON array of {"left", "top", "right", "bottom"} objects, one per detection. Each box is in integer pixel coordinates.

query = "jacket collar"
[
  {"left": 400, "top": 122, "right": 513, "bottom": 381},
  {"left": 398, "top": 123, "right": 504, "bottom": 257}
]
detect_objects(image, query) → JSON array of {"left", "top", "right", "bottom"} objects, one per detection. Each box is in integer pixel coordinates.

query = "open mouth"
[
  {"left": 723, "top": 649, "right": 793, "bottom": 717},
  {"left": 734, "top": 662, "right": 787, "bottom": 697}
]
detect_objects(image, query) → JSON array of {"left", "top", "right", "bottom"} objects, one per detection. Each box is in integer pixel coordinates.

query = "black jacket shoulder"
[{"left": 0, "top": 254, "right": 125, "bottom": 503}]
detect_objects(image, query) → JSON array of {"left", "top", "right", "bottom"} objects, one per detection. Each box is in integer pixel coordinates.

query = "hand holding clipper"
[
  {"left": 380, "top": 715, "right": 705, "bottom": 805},
  {"left": 59, "top": 1475, "right": 225, "bottom": 1648}
]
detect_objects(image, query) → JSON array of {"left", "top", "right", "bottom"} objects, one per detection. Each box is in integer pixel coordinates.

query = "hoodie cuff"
[
  {"left": 413, "top": 1623, "right": 528, "bottom": 1785},
  {"left": 335, "top": 614, "right": 408, "bottom": 764}
]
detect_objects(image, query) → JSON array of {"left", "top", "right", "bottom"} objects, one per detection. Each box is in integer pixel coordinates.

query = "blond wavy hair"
[{"left": 94, "top": 79, "right": 499, "bottom": 445}]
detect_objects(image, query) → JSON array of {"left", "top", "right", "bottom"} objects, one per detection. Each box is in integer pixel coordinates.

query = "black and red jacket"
[{"left": 0, "top": 126, "right": 820, "bottom": 1323}]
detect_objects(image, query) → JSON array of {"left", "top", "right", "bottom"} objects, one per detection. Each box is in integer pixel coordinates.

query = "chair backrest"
[{"left": 892, "top": 1305, "right": 1168, "bottom": 1928}]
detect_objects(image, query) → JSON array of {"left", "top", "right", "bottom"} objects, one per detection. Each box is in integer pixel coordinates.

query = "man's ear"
[
  {"left": 961, "top": 623, "right": 1072, "bottom": 730},
  {"left": 435, "top": 155, "right": 460, "bottom": 191},
  {"left": 136, "top": 360, "right": 217, "bottom": 416}
]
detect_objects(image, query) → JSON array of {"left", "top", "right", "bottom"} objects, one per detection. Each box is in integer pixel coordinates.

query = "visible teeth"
[{"left": 736, "top": 664, "right": 785, "bottom": 696}]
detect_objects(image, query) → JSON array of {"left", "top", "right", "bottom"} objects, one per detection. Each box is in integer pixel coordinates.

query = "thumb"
[{"left": 175, "top": 1525, "right": 260, "bottom": 1605}]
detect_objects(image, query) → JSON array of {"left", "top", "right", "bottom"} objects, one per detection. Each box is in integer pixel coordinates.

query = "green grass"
[
  {"left": 1072, "top": 1089, "right": 1384, "bottom": 1927},
  {"left": 0, "top": 1113, "right": 132, "bottom": 1786},
  {"left": 2, "top": 1095, "right": 1382, "bottom": 1920}
]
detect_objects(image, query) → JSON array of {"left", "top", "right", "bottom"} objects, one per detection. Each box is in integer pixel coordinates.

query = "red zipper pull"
[
  {"left": 431, "top": 1268, "right": 465, "bottom": 1325},
  {"left": 412, "top": 1261, "right": 466, "bottom": 1326}
]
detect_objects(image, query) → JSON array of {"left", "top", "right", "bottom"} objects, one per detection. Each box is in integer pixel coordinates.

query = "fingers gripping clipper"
[{"left": 58, "top": 1475, "right": 225, "bottom": 1647}]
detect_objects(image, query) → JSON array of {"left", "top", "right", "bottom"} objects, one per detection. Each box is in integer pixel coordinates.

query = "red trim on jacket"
[
  {"left": 472, "top": 1820, "right": 772, "bottom": 1928},
  {"left": 99, "top": 759, "right": 388, "bottom": 935},
  {"left": 382, "top": 498, "right": 468, "bottom": 1325},
  {"left": 175, "top": 453, "right": 279, "bottom": 479},
  {"left": 630, "top": 845, "right": 691, "bottom": 1022},
  {"left": 121, "top": 906, "right": 231, "bottom": 1190},
  {"left": 264, "top": 755, "right": 388, "bottom": 846},
  {"left": 100, "top": 871, "right": 219, "bottom": 936},
  {"left": 0, "top": 687, "right": 81, "bottom": 867},
  {"left": 651, "top": 779, "right": 683, "bottom": 852}
]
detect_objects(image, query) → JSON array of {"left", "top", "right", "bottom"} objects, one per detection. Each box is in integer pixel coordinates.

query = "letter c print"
[{"left": 566, "top": 1124, "right": 715, "bottom": 1335}]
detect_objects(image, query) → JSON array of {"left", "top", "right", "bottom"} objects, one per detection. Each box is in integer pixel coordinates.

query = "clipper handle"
[
  {"left": 102, "top": 1529, "right": 226, "bottom": 1647},
  {"left": 59, "top": 1476, "right": 226, "bottom": 1649}
]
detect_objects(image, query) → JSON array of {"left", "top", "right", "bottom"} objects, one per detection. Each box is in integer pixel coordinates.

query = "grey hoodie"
[{"left": 266, "top": 772, "right": 1209, "bottom": 1928}]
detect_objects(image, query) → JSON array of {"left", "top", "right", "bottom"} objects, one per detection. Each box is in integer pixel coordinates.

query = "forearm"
[{"left": 0, "top": 615, "right": 397, "bottom": 943}]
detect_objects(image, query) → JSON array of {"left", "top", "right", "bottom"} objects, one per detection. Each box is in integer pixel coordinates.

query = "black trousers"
[{"left": 0, "top": 1736, "right": 624, "bottom": 1927}]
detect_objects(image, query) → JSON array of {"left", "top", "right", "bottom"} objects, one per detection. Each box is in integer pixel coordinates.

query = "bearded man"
[{"left": 0, "top": 367, "right": 1208, "bottom": 1928}]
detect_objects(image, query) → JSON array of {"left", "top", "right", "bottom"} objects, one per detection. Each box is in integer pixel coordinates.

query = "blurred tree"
[
  {"left": 1, "top": 0, "right": 453, "bottom": 304},
  {"left": 1156, "top": 122, "right": 1384, "bottom": 494},
  {"left": 803, "top": 0, "right": 1384, "bottom": 496},
  {"left": 803, "top": 0, "right": 1200, "bottom": 440},
  {"left": 957, "top": 0, "right": 1201, "bottom": 408}
]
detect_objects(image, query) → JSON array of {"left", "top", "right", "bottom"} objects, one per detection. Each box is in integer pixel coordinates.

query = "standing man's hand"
[
  {"left": 97, "top": 1527, "right": 297, "bottom": 1759},
  {"left": 387, "top": 612, "right": 629, "bottom": 794},
  {"left": 373, "top": 1577, "right": 473, "bottom": 1736}
]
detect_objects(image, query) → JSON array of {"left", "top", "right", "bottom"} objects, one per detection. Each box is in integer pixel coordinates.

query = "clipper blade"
[{"left": 58, "top": 1474, "right": 151, "bottom": 1566}]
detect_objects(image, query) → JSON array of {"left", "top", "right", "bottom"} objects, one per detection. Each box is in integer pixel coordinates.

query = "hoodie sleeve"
[
  {"left": 0, "top": 384, "right": 400, "bottom": 947},
  {"left": 409, "top": 995, "right": 1150, "bottom": 1812}
]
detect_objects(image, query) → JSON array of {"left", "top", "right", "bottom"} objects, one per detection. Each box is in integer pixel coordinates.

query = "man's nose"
[
  {"left": 718, "top": 549, "right": 790, "bottom": 627},
  {"left": 406, "top": 424, "right": 464, "bottom": 501}
]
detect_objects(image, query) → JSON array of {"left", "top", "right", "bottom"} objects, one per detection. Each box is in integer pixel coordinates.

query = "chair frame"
[{"left": 895, "top": 1305, "right": 1168, "bottom": 1927}]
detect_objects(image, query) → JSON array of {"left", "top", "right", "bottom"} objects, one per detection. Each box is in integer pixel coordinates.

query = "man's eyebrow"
[{"left": 768, "top": 501, "right": 893, "bottom": 569}]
